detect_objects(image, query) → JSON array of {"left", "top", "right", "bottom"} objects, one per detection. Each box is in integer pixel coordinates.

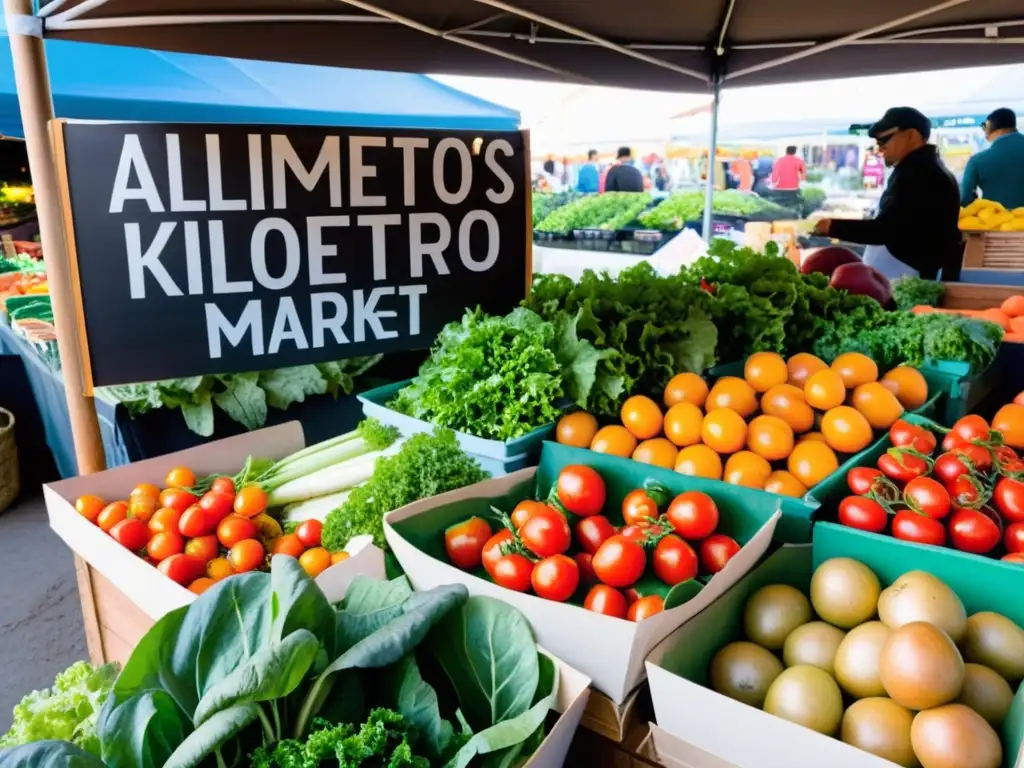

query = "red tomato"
[
  {"left": 575, "top": 515, "right": 616, "bottom": 555},
  {"left": 1005, "top": 522, "right": 1024, "bottom": 554},
  {"left": 217, "top": 515, "right": 258, "bottom": 549},
  {"left": 948, "top": 475, "right": 984, "bottom": 508},
  {"left": 185, "top": 534, "right": 220, "bottom": 563},
  {"left": 891, "top": 510, "right": 946, "bottom": 547},
  {"left": 700, "top": 534, "right": 741, "bottom": 574},
  {"left": 1003, "top": 552, "right": 1024, "bottom": 564},
  {"left": 575, "top": 553, "right": 597, "bottom": 587},
  {"left": 620, "top": 524, "right": 648, "bottom": 543},
  {"left": 110, "top": 518, "right": 149, "bottom": 551},
  {"left": 444, "top": 516, "right": 493, "bottom": 571},
  {"left": 627, "top": 595, "right": 664, "bottom": 622},
  {"left": 665, "top": 491, "right": 719, "bottom": 540},
  {"left": 592, "top": 535, "right": 646, "bottom": 588},
  {"left": 653, "top": 535, "right": 698, "bottom": 586},
  {"left": 97, "top": 501, "right": 128, "bottom": 533},
  {"left": 210, "top": 477, "right": 236, "bottom": 497},
  {"left": 481, "top": 530, "right": 514, "bottom": 575},
  {"left": 889, "top": 421, "right": 937, "bottom": 454},
  {"left": 583, "top": 585, "right": 628, "bottom": 618},
  {"left": 271, "top": 534, "right": 305, "bottom": 558},
  {"left": 555, "top": 465, "right": 606, "bottom": 517},
  {"left": 934, "top": 452, "right": 971, "bottom": 485},
  {"left": 147, "top": 531, "right": 185, "bottom": 561},
  {"left": 233, "top": 485, "right": 268, "bottom": 519},
  {"left": 295, "top": 519, "right": 323, "bottom": 548},
  {"left": 159, "top": 488, "right": 198, "bottom": 514},
  {"left": 952, "top": 415, "right": 990, "bottom": 444},
  {"left": 158, "top": 554, "right": 205, "bottom": 585},
  {"left": 198, "top": 492, "right": 234, "bottom": 525},
  {"left": 995, "top": 477, "right": 1024, "bottom": 523},
  {"left": 492, "top": 554, "right": 534, "bottom": 592},
  {"left": 179, "top": 504, "right": 213, "bottom": 538},
  {"left": 511, "top": 500, "right": 550, "bottom": 530},
  {"left": 877, "top": 451, "right": 929, "bottom": 482},
  {"left": 958, "top": 444, "right": 992, "bottom": 473},
  {"left": 949, "top": 508, "right": 1001, "bottom": 554},
  {"left": 903, "top": 477, "right": 951, "bottom": 520},
  {"left": 847, "top": 468, "right": 884, "bottom": 496},
  {"left": 519, "top": 509, "right": 571, "bottom": 558},
  {"left": 839, "top": 496, "right": 888, "bottom": 533},
  {"left": 531, "top": 555, "right": 579, "bottom": 602},
  {"left": 622, "top": 488, "right": 661, "bottom": 527},
  {"left": 943, "top": 432, "right": 968, "bottom": 452}
]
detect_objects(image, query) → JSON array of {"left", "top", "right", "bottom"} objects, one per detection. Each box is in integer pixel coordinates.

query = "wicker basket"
[{"left": 0, "top": 407, "right": 19, "bottom": 513}]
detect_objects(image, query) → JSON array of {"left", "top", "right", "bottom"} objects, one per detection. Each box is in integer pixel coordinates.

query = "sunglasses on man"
[{"left": 873, "top": 127, "right": 903, "bottom": 149}]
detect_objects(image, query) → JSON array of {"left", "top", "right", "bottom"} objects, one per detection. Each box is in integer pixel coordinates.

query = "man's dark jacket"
[
  {"left": 604, "top": 162, "right": 644, "bottom": 193},
  {"left": 828, "top": 145, "right": 962, "bottom": 280}
]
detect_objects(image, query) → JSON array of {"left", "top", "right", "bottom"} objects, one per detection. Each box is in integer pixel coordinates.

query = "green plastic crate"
[{"left": 919, "top": 358, "right": 1003, "bottom": 426}]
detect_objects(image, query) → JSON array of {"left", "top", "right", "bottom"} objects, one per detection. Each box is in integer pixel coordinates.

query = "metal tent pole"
[
  {"left": 702, "top": 80, "right": 721, "bottom": 243},
  {"left": 4, "top": 0, "right": 105, "bottom": 476}
]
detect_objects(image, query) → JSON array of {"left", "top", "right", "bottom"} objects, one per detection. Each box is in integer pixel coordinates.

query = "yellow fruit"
[
  {"left": 633, "top": 438, "right": 679, "bottom": 469},
  {"left": 762, "top": 385, "right": 815, "bottom": 433},
  {"left": 744, "top": 352, "right": 789, "bottom": 394},
  {"left": 675, "top": 444, "right": 723, "bottom": 480},
  {"left": 831, "top": 353, "right": 879, "bottom": 388},
  {"left": 987, "top": 212, "right": 1014, "bottom": 229},
  {"left": 763, "top": 470, "right": 808, "bottom": 498},
  {"left": 821, "top": 406, "right": 874, "bottom": 454},
  {"left": 805, "top": 369, "right": 847, "bottom": 411},
  {"left": 701, "top": 408, "right": 748, "bottom": 454},
  {"left": 590, "top": 425, "right": 637, "bottom": 458},
  {"left": 664, "top": 372, "right": 709, "bottom": 409},
  {"left": 787, "top": 353, "right": 828, "bottom": 387},
  {"left": 799, "top": 431, "right": 828, "bottom": 444},
  {"left": 556, "top": 411, "right": 598, "bottom": 448},
  {"left": 959, "top": 216, "right": 983, "bottom": 231},
  {"left": 621, "top": 395, "right": 663, "bottom": 440},
  {"left": 961, "top": 199, "right": 989, "bottom": 217},
  {"left": 724, "top": 451, "right": 773, "bottom": 489},
  {"left": 706, "top": 377, "right": 758, "bottom": 418},
  {"left": 788, "top": 441, "right": 839, "bottom": 487},
  {"left": 1012, "top": 207, "right": 1024, "bottom": 218},
  {"left": 747, "top": 415, "right": 795, "bottom": 461},
  {"left": 881, "top": 366, "right": 929, "bottom": 410},
  {"left": 852, "top": 383, "right": 905, "bottom": 429},
  {"left": 663, "top": 402, "right": 704, "bottom": 447}
]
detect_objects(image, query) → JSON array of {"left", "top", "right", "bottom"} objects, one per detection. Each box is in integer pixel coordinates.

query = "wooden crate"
[
  {"left": 962, "top": 231, "right": 1024, "bottom": 271},
  {"left": 941, "top": 281, "right": 1021, "bottom": 310},
  {"left": 75, "top": 555, "right": 154, "bottom": 665}
]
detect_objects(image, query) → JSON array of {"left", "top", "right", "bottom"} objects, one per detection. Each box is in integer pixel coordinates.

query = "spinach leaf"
[
  {"left": 0, "top": 741, "right": 108, "bottom": 768},
  {"left": 389, "top": 654, "right": 455, "bottom": 760},
  {"left": 431, "top": 596, "right": 539, "bottom": 733},
  {"left": 162, "top": 704, "right": 259, "bottom": 768},
  {"left": 334, "top": 576, "right": 414, "bottom": 654}
]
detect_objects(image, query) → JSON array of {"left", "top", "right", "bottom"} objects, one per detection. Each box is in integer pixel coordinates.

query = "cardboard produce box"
[
  {"left": 385, "top": 442, "right": 782, "bottom": 704},
  {"left": 646, "top": 522, "right": 1024, "bottom": 768}
]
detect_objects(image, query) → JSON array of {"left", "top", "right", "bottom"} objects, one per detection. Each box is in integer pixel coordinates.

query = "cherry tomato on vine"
[
  {"left": 444, "top": 516, "right": 493, "bottom": 571},
  {"left": 519, "top": 509, "right": 571, "bottom": 558},
  {"left": 584, "top": 585, "right": 628, "bottom": 618},
  {"left": 995, "top": 477, "right": 1024, "bottom": 523},
  {"left": 210, "top": 476, "right": 236, "bottom": 497},
  {"left": 949, "top": 508, "right": 1001, "bottom": 554},
  {"left": 934, "top": 452, "right": 971, "bottom": 485},
  {"left": 891, "top": 510, "right": 946, "bottom": 547},
  {"left": 217, "top": 515, "right": 258, "bottom": 549},
  {"left": 1005, "top": 522, "right": 1024, "bottom": 554},
  {"left": 531, "top": 555, "right": 579, "bottom": 602},
  {"left": 948, "top": 475, "right": 984, "bottom": 508},
  {"left": 511, "top": 500, "right": 550, "bottom": 530},
  {"left": 878, "top": 451, "right": 929, "bottom": 482},
  {"left": 110, "top": 518, "right": 149, "bottom": 551},
  {"left": 958, "top": 444, "right": 993, "bottom": 473},
  {"left": 847, "top": 467, "right": 884, "bottom": 496},
  {"left": 576, "top": 515, "right": 616, "bottom": 555},
  {"left": 700, "top": 534, "right": 741, "bottom": 574},
  {"left": 952, "top": 414, "right": 990, "bottom": 444},
  {"left": 574, "top": 553, "right": 597, "bottom": 587},
  {"left": 622, "top": 488, "right": 661, "bottom": 527},
  {"left": 556, "top": 465, "right": 606, "bottom": 517},
  {"left": 159, "top": 488, "right": 198, "bottom": 514},
  {"left": 943, "top": 432, "right": 967, "bottom": 452},
  {"left": 492, "top": 554, "right": 534, "bottom": 592},
  {"left": 839, "top": 496, "right": 888, "bottom": 533},
  {"left": 653, "top": 535, "right": 698, "bottom": 586},
  {"left": 889, "top": 421, "right": 937, "bottom": 454},
  {"left": 592, "top": 535, "right": 646, "bottom": 588},
  {"left": 627, "top": 595, "right": 664, "bottom": 622},
  {"left": 904, "top": 477, "right": 951, "bottom": 520},
  {"left": 666, "top": 491, "right": 719, "bottom": 540},
  {"left": 179, "top": 504, "right": 213, "bottom": 538},
  {"left": 481, "top": 530, "right": 515, "bottom": 575}
]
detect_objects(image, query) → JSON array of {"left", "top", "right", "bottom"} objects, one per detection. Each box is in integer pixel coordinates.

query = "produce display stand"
[{"left": 962, "top": 231, "right": 1024, "bottom": 272}]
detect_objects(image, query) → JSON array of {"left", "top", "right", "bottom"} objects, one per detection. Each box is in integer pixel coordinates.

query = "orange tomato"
[
  {"left": 227, "top": 539, "right": 265, "bottom": 573},
  {"left": 128, "top": 494, "right": 158, "bottom": 524},
  {"left": 831, "top": 352, "right": 879, "bottom": 388},
  {"left": 723, "top": 451, "right": 772, "bottom": 489},
  {"left": 628, "top": 594, "right": 664, "bottom": 621},
  {"left": 218, "top": 515, "right": 258, "bottom": 548},
  {"left": 233, "top": 485, "right": 268, "bottom": 519},
  {"left": 207, "top": 557, "right": 235, "bottom": 581},
  {"left": 1016, "top": 391, "right": 1024, "bottom": 407},
  {"left": 75, "top": 494, "right": 106, "bottom": 523},
  {"left": 271, "top": 533, "right": 306, "bottom": 558},
  {"left": 762, "top": 383, "right": 806, "bottom": 407},
  {"left": 744, "top": 352, "right": 788, "bottom": 393},
  {"left": 820, "top": 406, "right": 873, "bottom": 453},
  {"left": 188, "top": 577, "right": 216, "bottom": 595},
  {"left": 993, "top": 403, "right": 1024, "bottom": 449},
  {"left": 148, "top": 506, "right": 181, "bottom": 535},
  {"left": 165, "top": 466, "right": 197, "bottom": 488},
  {"left": 664, "top": 373, "right": 709, "bottom": 409},
  {"left": 299, "top": 547, "right": 332, "bottom": 578},
  {"left": 787, "top": 441, "right": 839, "bottom": 488},
  {"left": 701, "top": 408, "right": 748, "bottom": 454},
  {"left": 620, "top": 395, "right": 663, "bottom": 440},
  {"left": 675, "top": 444, "right": 723, "bottom": 480},
  {"left": 761, "top": 385, "right": 815, "bottom": 434},
  {"left": 147, "top": 531, "right": 184, "bottom": 561},
  {"left": 590, "top": 425, "right": 638, "bottom": 458},
  {"left": 880, "top": 366, "right": 929, "bottom": 410},
  {"left": 97, "top": 501, "right": 128, "bottom": 533},
  {"left": 763, "top": 470, "right": 808, "bottom": 498},
  {"left": 159, "top": 488, "right": 199, "bottom": 514},
  {"left": 184, "top": 534, "right": 219, "bottom": 563},
  {"left": 632, "top": 438, "right": 679, "bottom": 469},
  {"left": 804, "top": 369, "right": 846, "bottom": 411},
  {"left": 556, "top": 411, "right": 598, "bottom": 448},
  {"left": 130, "top": 483, "right": 161, "bottom": 500},
  {"left": 331, "top": 551, "right": 351, "bottom": 565},
  {"left": 787, "top": 353, "right": 828, "bottom": 387},
  {"left": 746, "top": 415, "right": 795, "bottom": 461},
  {"left": 706, "top": 377, "right": 758, "bottom": 418},
  {"left": 798, "top": 431, "right": 828, "bottom": 444},
  {"left": 851, "top": 382, "right": 904, "bottom": 429},
  {"left": 1001, "top": 295, "right": 1024, "bottom": 318},
  {"left": 663, "top": 402, "right": 704, "bottom": 447}
]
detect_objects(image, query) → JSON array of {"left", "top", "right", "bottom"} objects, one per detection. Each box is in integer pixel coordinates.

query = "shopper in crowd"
[
  {"left": 603, "top": 146, "right": 644, "bottom": 193},
  {"left": 541, "top": 158, "right": 563, "bottom": 193},
  {"left": 731, "top": 155, "right": 754, "bottom": 191},
  {"left": 654, "top": 165, "right": 670, "bottom": 191},
  {"left": 813, "top": 107, "right": 961, "bottom": 281},
  {"left": 576, "top": 149, "right": 600, "bottom": 193},
  {"left": 771, "top": 146, "right": 806, "bottom": 190},
  {"left": 960, "top": 108, "right": 1024, "bottom": 210}
]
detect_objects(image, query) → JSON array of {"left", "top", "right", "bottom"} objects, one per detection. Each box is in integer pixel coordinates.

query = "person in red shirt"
[{"left": 771, "top": 146, "right": 807, "bottom": 190}]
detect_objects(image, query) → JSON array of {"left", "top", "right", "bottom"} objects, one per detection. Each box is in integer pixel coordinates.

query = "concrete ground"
[{"left": 0, "top": 492, "right": 87, "bottom": 731}]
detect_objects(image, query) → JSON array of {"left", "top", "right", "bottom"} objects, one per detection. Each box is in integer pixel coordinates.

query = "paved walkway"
[{"left": 0, "top": 493, "right": 86, "bottom": 731}]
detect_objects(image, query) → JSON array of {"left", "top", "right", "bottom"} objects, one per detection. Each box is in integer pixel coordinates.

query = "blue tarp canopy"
[{"left": 0, "top": 32, "right": 519, "bottom": 138}]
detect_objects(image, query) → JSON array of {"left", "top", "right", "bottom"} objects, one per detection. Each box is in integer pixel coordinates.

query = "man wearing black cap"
[
  {"left": 814, "top": 107, "right": 961, "bottom": 280},
  {"left": 961, "top": 108, "right": 1024, "bottom": 210}
]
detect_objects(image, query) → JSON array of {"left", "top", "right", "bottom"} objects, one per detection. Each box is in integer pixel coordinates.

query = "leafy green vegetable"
[
  {"left": 321, "top": 429, "right": 488, "bottom": 552},
  {"left": 0, "top": 662, "right": 118, "bottom": 757},
  {"left": 892, "top": 276, "right": 946, "bottom": 311},
  {"left": 0, "top": 740, "right": 107, "bottom": 768},
  {"left": 535, "top": 192, "right": 650, "bottom": 234},
  {"left": 638, "top": 190, "right": 795, "bottom": 231},
  {"left": 531, "top": 191, "right": 581, "bottom": 228}
]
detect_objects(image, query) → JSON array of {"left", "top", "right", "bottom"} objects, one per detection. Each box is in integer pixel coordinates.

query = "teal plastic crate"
[{"left": 919, "top": 358, "right": 1003, "bottom": 426}]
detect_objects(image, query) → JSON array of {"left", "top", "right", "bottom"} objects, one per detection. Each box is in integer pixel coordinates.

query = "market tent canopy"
[
  {"left": 21, "top": 0, "right": 1024, "bottom": 92},
  {"left": 0, "top": 27, "right": 520, "bottom": 138}
]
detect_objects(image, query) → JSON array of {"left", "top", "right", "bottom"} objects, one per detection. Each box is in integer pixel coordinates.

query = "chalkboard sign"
[{"left": 54, "top": 121, "right": 529, "bottom": 388}]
